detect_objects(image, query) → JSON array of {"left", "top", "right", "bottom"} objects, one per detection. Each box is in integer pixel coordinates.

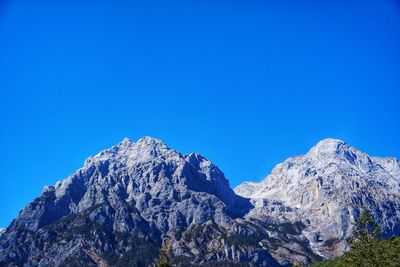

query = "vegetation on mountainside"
[
  {"left": 154, "top": 241, "right": 171, "bottom": 267},
  {"left": 307, "top": 209, "right": 400, "bottom": 267}
]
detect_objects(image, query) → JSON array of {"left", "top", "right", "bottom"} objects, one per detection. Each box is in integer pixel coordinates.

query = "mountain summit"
[
  {"left": 0, "top": 137, "right": 316, "bottom": 266},
  {"left": 1, "top": 137, "right": 399, "bottom": 266},
  {"left": 308, "top": 138, "right": 346, "bottom": 156},
  {"left": 235, "top": 139, "right": 400, "bottom": 258}
]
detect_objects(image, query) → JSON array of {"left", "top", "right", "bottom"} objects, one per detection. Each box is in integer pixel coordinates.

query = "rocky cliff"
[
  {"left": 0, "top": 137, "right": 320, "bottom": 266},
  {"left": 235, "top": 138, "right": 400, "bottom": 258}
]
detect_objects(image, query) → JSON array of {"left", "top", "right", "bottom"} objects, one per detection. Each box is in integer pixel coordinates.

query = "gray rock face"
[
  {"left": 235, "top": 138, "right": 400, "bottom": 258},
  {"left": 3, "top": 137, "right": 398, "bottom": 266},
  {"left": 0, "top": 137, "right": 319, "bottom": 266}
]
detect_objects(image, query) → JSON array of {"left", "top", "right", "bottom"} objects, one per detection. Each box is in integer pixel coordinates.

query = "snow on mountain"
[{"left": 235, "top": 138, "right": 400, "bottom": 258}]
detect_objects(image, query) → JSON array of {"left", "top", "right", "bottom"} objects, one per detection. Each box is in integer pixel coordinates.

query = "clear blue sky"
[{"left": 0, "top": 0, "right": 399, "bottom": 227}]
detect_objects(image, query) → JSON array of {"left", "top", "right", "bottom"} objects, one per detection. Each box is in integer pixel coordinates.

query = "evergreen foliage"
[
  {"left": 307, "top": 209, "right": 400, "bottom": 267},
  {"left": 348, "top": 208, "right": 382, "bottom": 245},
  {"left": 154, "top": 241, "right": 171, "bottom": 267}
]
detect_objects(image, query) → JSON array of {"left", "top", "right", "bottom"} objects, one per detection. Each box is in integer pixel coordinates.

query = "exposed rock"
[
  {"left": 235, "top": 138, "right": 400, "bottom": 258},
  {"left": 2, "top": 137, "right": 398, "bottom": 266},
  {"left": 0, "top": 137, "right": 318, "bottom": 266}
]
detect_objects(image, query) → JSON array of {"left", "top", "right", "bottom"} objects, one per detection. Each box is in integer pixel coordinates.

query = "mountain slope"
[
  {"left": 235, "top": 138, "right": 400, "bottom": 258},
  {"left": 0, "top": 137, "right": 319, "bottom": 266}
]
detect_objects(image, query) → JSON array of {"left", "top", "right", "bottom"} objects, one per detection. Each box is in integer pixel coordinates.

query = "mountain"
[
  {"left": 235, "top": 138, "right": 400, "bottom": 258},
  {"left": 0, "top": 137, "right": 320, "bottom": 267},
  {"left": 1, "top": 137, "right": 399, "bottom": 266}
]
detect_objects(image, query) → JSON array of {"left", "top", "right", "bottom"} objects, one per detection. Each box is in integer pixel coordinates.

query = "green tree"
[
  {"left": 155, "top": 241, "right": 171, "bottom": 267},
  {"left": 349, "top": 207, "right": 381, "bottom": 246},
  {"left": 308, "top": 208, "right": 400, "bottom": 267},
  {"left": 342, "top": 208, "right": 382, "bottom": 267}
]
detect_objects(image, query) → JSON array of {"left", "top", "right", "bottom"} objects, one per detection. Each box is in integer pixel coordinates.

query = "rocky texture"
[
  {"left": 2, "top": 137, "right": 399, "bottom": 266},
  {"left": 0, "top": 137, "right": 320, "bottom": 267},
  {"left": 235, "top": 138, "right": 400, "bottom": 258}
]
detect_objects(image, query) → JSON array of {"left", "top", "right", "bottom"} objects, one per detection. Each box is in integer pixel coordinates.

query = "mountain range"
[{"left": 0, "top": 137, "right": 399, "bottom": 266}]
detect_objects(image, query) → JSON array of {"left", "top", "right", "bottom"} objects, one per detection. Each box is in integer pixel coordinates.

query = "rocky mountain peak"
[
  {"left": 119, "top": 136, "right": 133, "bottom": 145},
  {"left": 114, "top": 136, "right": 171, "bottom": 155},
  {"left": 6, "top": 137, "right": 247, "bottom": 233},
  {"left": 4, "top": 137, "right": 290, "bottom": 266},
  {"left": 305, "top": 138, "right": 375, "bottom": 173},
  {"left": 1, "top": 137, "right": 399, "bottom": 266},
  {"left": 308, "top": 138, "right": 347, "bottom": 157},
  {"left": 134, "top": 136, "right": 167, "bottom": 148},
  {"left": 235, "top": 138, "right": 400, "bottom": 258},
  {"left": 84, "top": 136, "right": 180, "bottom": 168}
]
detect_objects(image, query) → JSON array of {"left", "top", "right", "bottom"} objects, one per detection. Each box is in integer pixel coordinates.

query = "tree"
[
  {"left": 343, "top": 208, "right": 382, "bottom": 267},
  {"left": 307, "top": 208, "right": 400, "bottom": 267},
  {"left": 154, "top": 241, "right": 171, "bottom": 267},
  {"left": 349, "top": 207, "right": 381, "bottom": 246}
]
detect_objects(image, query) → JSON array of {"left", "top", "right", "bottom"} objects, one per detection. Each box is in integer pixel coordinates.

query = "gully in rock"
[{"left": 0, "top": 137, "right": 399, "bottom": 266}]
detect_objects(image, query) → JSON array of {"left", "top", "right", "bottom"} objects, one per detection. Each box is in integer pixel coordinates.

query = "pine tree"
[
  {"left": 154, "top": 241, "right": 171, "bottom": 267},
  {"left": 344, "top": 208, "right": 382, "bottom": 267},
  {"left": 350, "top": 207, "right": 381, "bottom": 245},
  {"left": 308, "top": 209, "right": 400, "bottom": 267}
]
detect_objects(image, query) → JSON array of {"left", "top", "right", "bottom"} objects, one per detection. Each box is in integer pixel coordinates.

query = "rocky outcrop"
[
  {"left": 235, "top": 138, "right": 400, "bottom": 258},
  {"left": 0, "top": 137, "right": 319, "bottom": 266},
  {"left": 2, "top": 137, "right": 399, "bottom": 266}
]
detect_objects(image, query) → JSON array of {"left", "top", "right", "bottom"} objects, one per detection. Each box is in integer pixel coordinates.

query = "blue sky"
[{"left": 0, "top": 0, "right": 399, "bottom": 227}]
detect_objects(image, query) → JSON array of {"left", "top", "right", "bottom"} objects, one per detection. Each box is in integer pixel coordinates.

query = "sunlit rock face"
[
  {"left": 0, "top": 137, "right": 320, "bottom": 266},
  {"left": 1, "top": 137, "right": 399, "bottom": 266},
  {"left": 235, "top": 138, "right": 400, "bottom": 258}
]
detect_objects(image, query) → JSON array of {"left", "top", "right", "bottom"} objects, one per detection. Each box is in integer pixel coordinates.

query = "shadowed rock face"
[
  {"left": 1, "top": 137, "right": 399, "bottom": 266},
  {"left": 235, "top": 138, "right": 400, "bottom": 258},
  {"left": 0, "top": 137, "right": 319, "bottom": 267}
]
